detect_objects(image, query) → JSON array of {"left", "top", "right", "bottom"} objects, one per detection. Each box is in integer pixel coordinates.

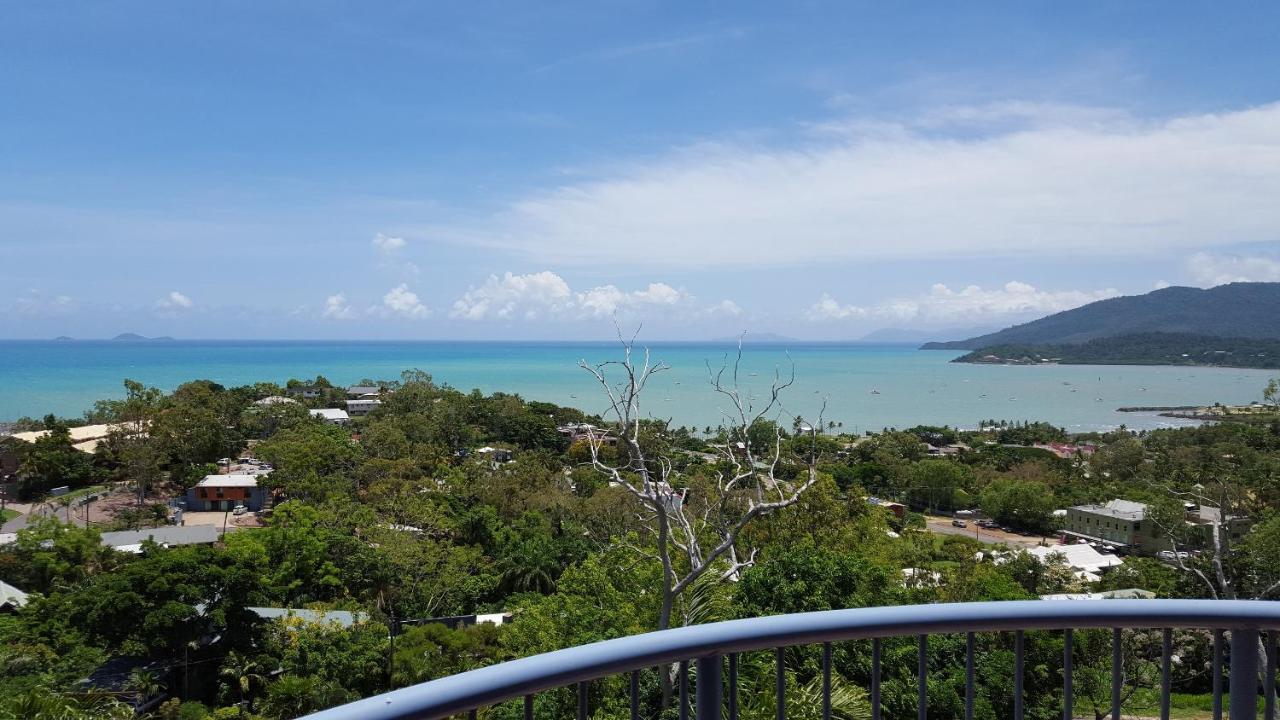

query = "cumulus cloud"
[
  {"left": 380, "top": 284, "right": 429, "bottom": 319},
  {"left": 449, "top": 271, "right": 728, "bottom": 321},
  {"left": 807, "top": 281, "right": 1120, "bottom": 324},
  {"left": 452, "top": 102, "right": 1280, "bottom": 268},
  {"left": 156, "top": 291, "right": 193, "bottom": 310},
  {"left": 1187, "top": 252, "right": 1280, "bottom": 287},
  {"left": 371, "top": 233, "right": 407, "bottom": 253},
  {"left": 451, "top": 271, "right": 574, "bottom": 320},
  {"left": 322, "top": 293, "right": 356, "bottom": 320}
]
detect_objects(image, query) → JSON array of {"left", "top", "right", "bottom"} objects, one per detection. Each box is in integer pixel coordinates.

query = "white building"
[
  {"left": 310, "top": 408, "right": 351, "bottom": 425},
  {"left": 346, "top": 398, "right": 381, "bottom": 417}
]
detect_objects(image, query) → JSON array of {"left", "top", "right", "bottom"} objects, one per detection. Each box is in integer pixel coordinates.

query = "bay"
[{"left": 0, "top": 340, "right": 1273, "bottom": 432}]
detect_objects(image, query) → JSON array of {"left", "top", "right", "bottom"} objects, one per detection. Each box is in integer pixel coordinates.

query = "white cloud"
[
  {"left": 322, "top": 293, "right": 356, "bottom": 320},
  {"left": 451, "top": 271, "right": 574, "bottom": 320},
  {"left": 379, "top": 284, "right": 429, "bottom": 319},
  {"left": 371, "top": 233, "right": 407, "bottom": 253},
  {"left": 807, "top": 281, "right": 1119, "bottom": 324},
  {"left": 371, "top": 233, "right": 419, "bottom": 276},
  {"left": 10, "top": 290, "right": 77, "bottom": 316},
  {"left": 452, "top": 102, "right": 1280, "bottom": 268},
  {"left": 576, "top": 282, "right": 690, "bottom": 318},
  {"left": 450, "top": 272, "right": 722, "bottom": 321},
  {"left": 1187, "top": 252, "right": 1280, "bottom": 287},
  {"left": 156, "top": 291, "right": 193, "bottom": 310}
]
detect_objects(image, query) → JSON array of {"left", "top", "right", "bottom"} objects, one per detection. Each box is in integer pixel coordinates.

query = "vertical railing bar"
[
  {"left": 872, "top": 638, "right": 882, "bottom": 720},
  {"left": 629, "top": 670, "right": 639, "bottom": 720},
  {"left": 1231, "top": 628, "right": 1261, "bottom": 720},
  {"left": 680, "top": 661, "right": 690, "bottom": 720},
  {"left": 822, "top": 642, "right": 833, "bottom": 720},
  {"left": 776, "top": 647, "right": 786, "bottom": 720},
  {"left": 1111, "top": 628, "right": 1122, "bottom": 720},
  {"left": 696, "top": 655, "right": 723, "bottom": 720},
  {"left": 1064, "top": 629, "right": 1074, "bottom": 720},
  {"left": 1213, "top": 629, "right": 1223, "bottom": 720},
  {"left": 965, "top": 632, "right": 975, "bottom": 720},
  {"left": 1161, "top": 628, "right": 1173, "bottom": 720},
  {"left": 1267, "top": 631, "right": 1278, "bottom": 720},
  {"left": 917, "top": 634, "right": 928, "bottom": 720},
  {"left": 524, "top": 693, "right": 534, "bottom": 720},
  {"left": 729, "top": 654, "right": 739, "bottom": 720},
  {"left": 578, "top": 681, "right": 588, "bottom": 720},
  {"left": 1014, "top": 630, "right": 1025, "bottom": 720}
]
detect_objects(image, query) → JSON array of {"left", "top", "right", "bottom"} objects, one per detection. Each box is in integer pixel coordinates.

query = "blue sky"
[{"left": 3, "top": 1, "right": 1280, "bottom": 340}]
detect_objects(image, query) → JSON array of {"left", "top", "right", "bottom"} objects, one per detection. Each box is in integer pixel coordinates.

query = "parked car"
[
  {"left": 951, "top": 519, "right": 967, "bottom": 528},
  {"left": 1157, "top": 550, "right": 1190, "bottom": 561},
  {"left": 232, "top": 505, "right": 248, "bottom": 516}
]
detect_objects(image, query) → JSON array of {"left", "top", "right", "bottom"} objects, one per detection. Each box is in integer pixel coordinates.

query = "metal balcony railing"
[{"left": 302, "top": 600, "right": 1280, "bottom": 720}]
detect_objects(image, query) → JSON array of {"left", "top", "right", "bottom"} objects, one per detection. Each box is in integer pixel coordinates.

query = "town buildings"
[{"left": 1063, "top": 498, "right": 1250, "bottom": 555}]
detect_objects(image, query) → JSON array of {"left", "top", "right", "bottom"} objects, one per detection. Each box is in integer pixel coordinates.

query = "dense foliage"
[{"left": 1, "top": 366, "right": 1278, "bottom": 719}]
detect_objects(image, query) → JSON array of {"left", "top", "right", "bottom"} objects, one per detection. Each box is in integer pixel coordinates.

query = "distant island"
[
  {"left": 953, "top": 332, "right": 1280, "bottom": 369},
  {"left": 925, "top": 282, "right": 1280, "bottom": 369},
  {"left": 112, "top": 333, "right": 176, "bottom": 342}
]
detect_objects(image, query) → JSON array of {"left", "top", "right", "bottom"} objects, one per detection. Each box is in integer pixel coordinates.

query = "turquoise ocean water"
[{"left": 0, "top": 340, "right": 1274, "bottom": 432}]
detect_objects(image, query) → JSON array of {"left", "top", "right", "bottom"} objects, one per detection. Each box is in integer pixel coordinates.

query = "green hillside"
[{"left": 923, "top": 283, "right": 1280, "bottom": 350}]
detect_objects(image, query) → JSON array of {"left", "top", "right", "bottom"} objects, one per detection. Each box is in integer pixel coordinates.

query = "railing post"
[
  {"left": 697, "top": 655, "right": 722, "bottom": 720},
  {"left": 1232, "top": 629, "right": 1260, "bottom": 720}
]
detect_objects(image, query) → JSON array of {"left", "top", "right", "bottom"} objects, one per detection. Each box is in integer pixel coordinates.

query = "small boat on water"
[{"left": 870, "top": 389, "right": 881, "bottom": 395}]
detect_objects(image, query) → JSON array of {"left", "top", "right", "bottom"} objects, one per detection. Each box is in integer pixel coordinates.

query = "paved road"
[{"left": 925, "top": 517, "right": 1051, "bottom": 547}]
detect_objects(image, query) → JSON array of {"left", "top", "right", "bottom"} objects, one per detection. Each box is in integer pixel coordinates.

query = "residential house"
[
  {"left": 100, "top": 525, "right": 220, "bottom": 553},
  {"left": 248, "top": 607, "right": 368, "bottom": 628},
  {"left": 346, "top": 385, "right": 382, "bottom": 399},
  {"left": 286, "top": 385, "right": 324, "bottom": 399},
  {"left": 346, "top": 398, "right": 382, "bottom": 417},
  {"left": 558, "top": 422, "right": 617, "bottom": 446},
  {"left": 310, "top": 408, "right": 351, "bottom": 426},
  {"left": 1024, "top": 542, "right": 1124, "bottom": 582},
  {"left": 254, "top": 395, "right": 298, "bottom": 406},
  {"left": 476, "top": 446, "right": 514, "bottom": 463},
  {"left": 867, "top": 496, "right": 907, "bottom": 519},
  {"left": 10, "top": 422, "right": 141, "bottom": 454},
  {"left": 185, "top": 474, "right": 267, "bottom": 512}
]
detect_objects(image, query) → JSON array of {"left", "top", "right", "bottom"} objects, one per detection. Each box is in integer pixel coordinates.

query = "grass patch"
[
  {"left": 0, "top": 507, "right": 17, "bottom": 523},
  {"left": 1121, "top": 689, "right": 1265, "bottom": 720}
]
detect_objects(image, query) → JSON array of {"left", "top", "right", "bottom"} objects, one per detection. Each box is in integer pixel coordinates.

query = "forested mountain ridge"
[
  {"left": 922, "top": 282, "right": 1280, "bottom": 350},
  {"left": 952, "top": 332, "right": 1280, "bottom": 369}
]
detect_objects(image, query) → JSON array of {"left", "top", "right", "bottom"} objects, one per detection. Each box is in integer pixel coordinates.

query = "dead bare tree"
[{"left": 578, "top": 332, "right": 823, "bottom": 637}]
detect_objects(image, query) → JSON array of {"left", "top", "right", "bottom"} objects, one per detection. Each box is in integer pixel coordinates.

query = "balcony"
[{"left": 303, "top": 600, "right": 1280, "bottom": 720}]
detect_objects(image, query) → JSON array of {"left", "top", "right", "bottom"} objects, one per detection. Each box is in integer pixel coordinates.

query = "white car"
[
  {"left": 1157, "top": 550, "right": 1190, "bottom": 561},
  {"left": 232, "top": 505, "right": 248, "bottom": 516}
]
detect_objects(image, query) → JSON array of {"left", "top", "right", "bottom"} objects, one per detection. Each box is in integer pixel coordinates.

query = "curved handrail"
[{"left": 303, "top": 599, "right": 1280, "bottom": 720}]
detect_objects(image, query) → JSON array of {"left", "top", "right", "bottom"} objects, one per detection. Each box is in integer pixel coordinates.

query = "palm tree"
[
  {"left": 220, "top": 651, "right": 264, "bottom": 715},
  {"left": 125, "top": 669, "right": 164, "bottom": 702}
]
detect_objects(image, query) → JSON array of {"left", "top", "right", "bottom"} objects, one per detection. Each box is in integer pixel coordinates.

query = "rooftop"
[
  {"left": 100, "top": 524, "right": 219, "bottom": 550},
  {"left": 1071, "top": 498, "right": 1148, "bottom": 520},
  {"left": 310, "top": 408, "right": 350, "bottom": 420},
  {"left": 197, "top": 474, "right": 261, "bottom": 487}
]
